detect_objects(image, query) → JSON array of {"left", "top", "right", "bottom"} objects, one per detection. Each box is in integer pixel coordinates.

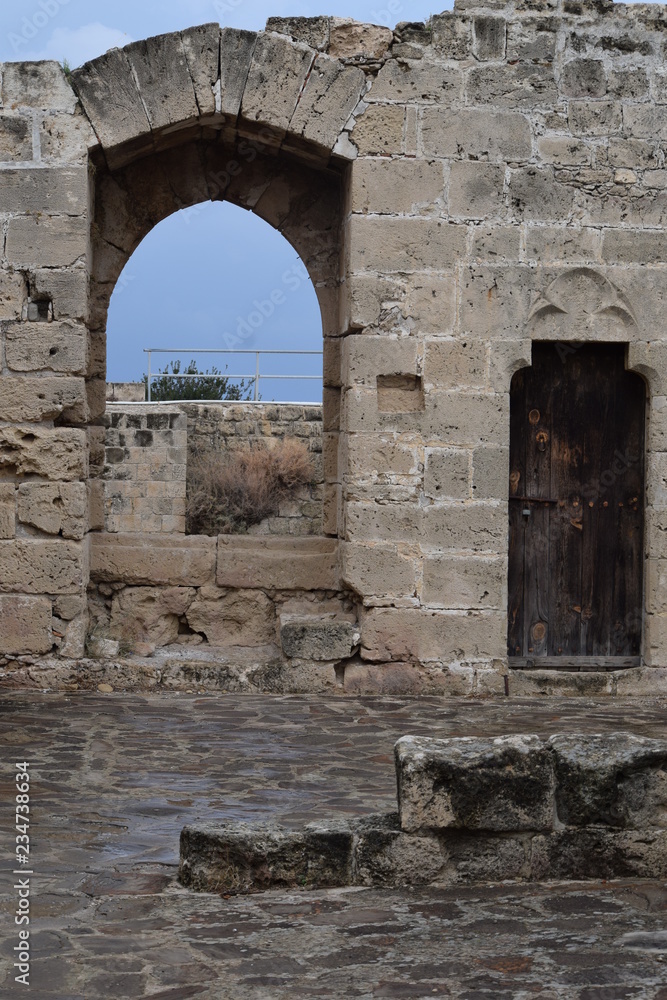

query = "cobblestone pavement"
[{"left": 1, "top": 693, "right": 666, "bottom": 998}]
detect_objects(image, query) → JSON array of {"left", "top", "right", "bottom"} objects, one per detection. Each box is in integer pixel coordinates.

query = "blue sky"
[{"left": 2, "top": 1, "right": 445, "bottom": 400}]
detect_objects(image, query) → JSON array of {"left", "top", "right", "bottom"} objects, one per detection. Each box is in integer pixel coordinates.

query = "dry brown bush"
[{"left": 187, "top": 438, "right": 315, "bottom": 535}]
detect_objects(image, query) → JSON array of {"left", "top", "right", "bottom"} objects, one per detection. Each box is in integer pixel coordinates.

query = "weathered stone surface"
[
  {"left": 70, "top": 48, "right": 150, "bottom": 151},
  {"left": 329, "top": 19, "right": 392, "bottom": 60},
  {"left": 422, "top": 555, "right": 505, "bottom": 609},
  {"left": 343, "top": 661, "right": 455, "bottom": 696},
  {"left": 110, "top": 587, "right": 196, "bottom": 647},
  {"left": 179, "top": 820, "right": 353, "bottom": 893},
  {"left": 549, "top": 733, "right": 667, "bottom": 829},
  {"left": 280, "top": 615, "right": 360, "bottom": 660},
  {"left": 5, "top": 215, "right": 88, "bottom": 268},
  {"left": 395, "top": 734, "right": 555, "bottom": 833},
  {"left": 180, "top": 23, "right": 220, "bottom": 116},
  {"left": 0, "top": 376, "right": 85, "bottom": 422},
  {"left": 0, "top": 426, "right": 86, "bottom": 481},
  {"left": 530, "top": 828, "right": 667, "bottom": 881},
  {"left": 186, "top": 590, "right": 276, "bottom": 646},
  {"left": 125, "top": 32, "right": 199, "bottom": 130},
  {"left": 360, "top": 607, "right": 505, "bottom": 663},
  {"left": 0, "top": 484, "right": 15, "bottom": 540},
  {"left": 266, "top": 16, "right": 331, "bottom": 50},
  {"left": 217, "top": 28, "right": 257, "bottom": 118},
  {"left": 348, "top": 217, "right": 466, "bottom": 272},
  {"left": 0, "top": 596, "right": 52, "bottom": 654},
  {"left": 422, "top": 108, "right": 532, "bottom": 160},
  {"left": 0, "top": 271, "right": 27, "bottom": 320},
  {"left": 217, "top": 536, "right": 339, "bottom": 590},
  {"left": 368, "top": 59, "right": 462, "bottom": 103},
  {"left": 1, "top": 61, "right": 76, "bottom": 111},
  {"left": 0, "top": 540, "right": 85, "bottom": 594},
  {"left": 0, "top": 114, "right": 33, "bottom": 159},
  {"left": 351, "top": 158, "right": 444, "bottom": 216},
  {"left": 240, "top": 33, "right": 314, "bottom": 134},
  {"left": 473, "top": 16, "right": 506, "bottom": 60},
  {"left": 90, "top": 533, "right": 216, "bottom": 586},
  {"left": 17, "top": 483, "right": 87, "bottom": 540},
  {"left": 5, "top": 321, "right": 87, "bottom": 374},
  {"left": 448, "top": 161, "right": 505, "bottom": 219},
  {"left": 350, "top": 104, "right": 405, "bottom": 156},
  {"left": 289, "top": 55, "right": 365, "bottom": 153},
  {"left": 0, "top": 167, "right": 87, "bottom": 214},
  {"left": 353, "top": 813, "right": 447, "bottom": 887},
  {"left": 341, "top": 542, "right": 416, "bottom": 598}
]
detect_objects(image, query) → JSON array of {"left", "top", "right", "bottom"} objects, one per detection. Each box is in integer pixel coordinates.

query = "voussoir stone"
[
  {"left": 396, "top": 734, "right": 555, "bottom": 833},
  {"left": 549, "top": 733, "right": 667, "bottom": 829}
]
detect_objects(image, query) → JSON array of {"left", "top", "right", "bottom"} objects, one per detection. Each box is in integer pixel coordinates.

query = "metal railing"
[{"left": 144, "top": 349, "right": 323, "bottom": 403}]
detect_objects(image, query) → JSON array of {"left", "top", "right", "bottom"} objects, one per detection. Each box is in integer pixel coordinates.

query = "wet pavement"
[{"left": 0, "top": 692, "right": 666, "bottom": 998}]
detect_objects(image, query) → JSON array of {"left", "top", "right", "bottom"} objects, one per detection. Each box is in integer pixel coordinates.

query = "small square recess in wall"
[{"left": 377, "top": 374, "right": 425, "bottom": 413}]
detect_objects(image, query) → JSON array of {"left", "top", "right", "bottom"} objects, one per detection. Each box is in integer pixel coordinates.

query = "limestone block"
[
  {"left": 607, "top": 137, "right": 657, "bottom": 169},
  {"left": 467, "top": 63, "right": 557, "bottom": 108},
  {"left": 217, "top": 28, "right": 257, "bottom": 118},
  {"left": 266, "top": 16, "right": 331, "bottom": 50},
  {"left": 368, "top": 60, "right": 462, "bottom": 103},
  {"left": 395, "top": 734, "right": 555, "bottom": 833},
  {"left": 0, "top": 540, "right": 85, "bottom": 594},
  {"left": 70, "top": 49, "right": 150, "bottom": 153},
  {"left": 560, "top": 59, "right": 606, "bottom": 99},
  {"left": 470, "top": 224, "right": 520, "bottom": 262},
  {"left": 240, "top": 33, "right": 314, "bottom": 134},
  {"left": 473, "top": 16, "right": 506, "bottom": 60},
  {"left": 179, "top": 821, "right": 353, "bottom": 894},
  {"left": 110, "top": 586, "right": 196, "bottom": 647},
  {"left": 345, "top": 502, "right": 422, "bottom": 544},
  {"left": 508, "top": 167, "right": 574, "bottom": 221},
  {"left": 180, "top": 23, "right": 220, "bottom": 117},
  {"left": 423, "top": 503, "right": 507, "bottom": 552},
  {"left": 5, "top": 320, "right": 87, "bottom": 374},
  {"left": 125, "top": 33, "right": 199, "bottom": 131},
  {"left": 424, "top": 339, "right": 488, "bottom": 390},
  {"left": 344, "top": 434, "right": 419, "bottom": 480},
  {"left": 186, "top": 590, "right": 276, "bottom": 646},
  {"left": 0, "top": 114, "right": 32, "bottom": 159},
  {"left": 0, "top": 271, "right": 27, "bottom": 320},
  {"left": 603, "top": 229, "right": 667, "bottom": 264},
  {"left": 328, "top": 19, "right": 392, "bottom": 60},
  {"left": 448, "top": 161, "right": 505, "bottom": 220},
  {"left": 536, "top": 136, "right": 591, "bottom": 167},
  {"left": 0, "top": 376, "right": 85, "bottom": 422},
  {"left": 6, "top": 215, "right": 88, "bottom": 268},
  {"left": 90, "top": 533, "right": 216, "bottom": 586},
  {"left": 348, "top": 217, "right": 467, "bottom": 273},
  {"left": 1, "top": 62, "right": 76, "bottom": 111},
  {"left": 568, "top": 101, "right": 622, "bottom": 137},
  {"left": 350, "top": 104, "right": 405, "bottom": 156},
  {"left": 39, "top": 108, "right": 97, "bottom": 162},
  {"left": 0, "top": 596, "right": 52, "bottom": 654},
  {"left": 525, "top": 225, "right": 601, "bottom": 263},
  {"left": 59, "top": 614, "right": 86, "bottom": 658},
  {"left": 405, "top": 275, "right": 457, "bottom": 335},
  {"left": 352, "top": 814, "right": 447, "bottom": 888},
  {"left": 506, "top": 19, "right": 557, "bottom": 63},
  {"left": 422, "top": 554, "right": 505, "bottom": 608},
  {"left": 421, "top": 108, "right": 532, "bottom": 161},
  {"left": 0, "top": 426, "right": 86, "bottom": 480},
  {"left": 290, "top": 56, "right": 366, "bottom": 153},
  {"left": 431, "top": 13, "right": 472, "bottom": 59},
  {"left": 425, "top": 449, "right": 471, "bottom": 500},
  {"left": 341, "top": 542, "right": 417, "bottom": 598},
  {"left": 350, "top": 158, "right": 444, "bottom": 215},
  {"left": 343, "top": 662, "right": 454, "bottom": 696},
  {"left": 422, "top": 393, "right": 508, "bottom": 447},
  {"left": 53, "top": 595, "right": 86, "bottom": 621},
  {"left": 530, "top": 828, "right": 667, "bottom": 881},
  {"left": 549, "top": 733, "right": 667, "bottom": 830},
  {"left": 343, "top": 336, "right": 419, "bottom": 388},
  {"left": 460, "top": 265, "right": 533, "bottom": 339},
  {"left": 217, "top": 536, "right": 339, "bottom": 589},
  {"left": 359, "top": 607, "right": 506, "bottom": 663},
  {"left": 0, "top": 484, "right": 15, "bottom": 539},
  {"left": 608, "top": 68, "right": 648, "bottom": 100},
  {"left": 280, "top": 615, "right": 360, "bottom": 660},
  {"left": 623, "top": 105, "right": 667, "bottom": 141},
  {"left": 17, "top": 483, "right": 87, "bottom": 540},
  {"left": 0, "top": 167, "right": 87, "bottom": 214},
  {"left": 472, "top": 446, "right": 509, "bottom": 500},
  {"left": 30, "top": 268, "right": 87, "bottom": 322}
]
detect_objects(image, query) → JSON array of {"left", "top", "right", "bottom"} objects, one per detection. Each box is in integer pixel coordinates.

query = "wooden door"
[{"left": 508, "top": 343, "right": 645, "bottom": 668}]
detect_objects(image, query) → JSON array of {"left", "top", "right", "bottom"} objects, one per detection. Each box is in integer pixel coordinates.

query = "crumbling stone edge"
[{"left": 179, "top": 733, "right": 667, "bottom": 893}]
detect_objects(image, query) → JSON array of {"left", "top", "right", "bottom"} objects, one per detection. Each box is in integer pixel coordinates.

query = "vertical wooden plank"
[
  {"left": 522, "top": 346, "right": 551, "bottom": 658},
  {"left": 508, "top": 369, "right": 526, "bottom": 656}
]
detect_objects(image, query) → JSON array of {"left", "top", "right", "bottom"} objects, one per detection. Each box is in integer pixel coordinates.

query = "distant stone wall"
[
  {"left": 102, "top": 406, "right": 187, "bottom": 534},
  {"left": 182, "top": 402, "right": 324, "bottom": 536},
  {"left": 102, "top": 402, "right": 323, "bottom": 536}
]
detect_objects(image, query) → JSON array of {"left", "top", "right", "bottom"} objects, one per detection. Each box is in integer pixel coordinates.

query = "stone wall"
[
  {"left": 101, "top": 402, "right": 323, "bottom": 536},
  {"left": 5, "top": 7, "right": 667, "bottom": 692}
]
